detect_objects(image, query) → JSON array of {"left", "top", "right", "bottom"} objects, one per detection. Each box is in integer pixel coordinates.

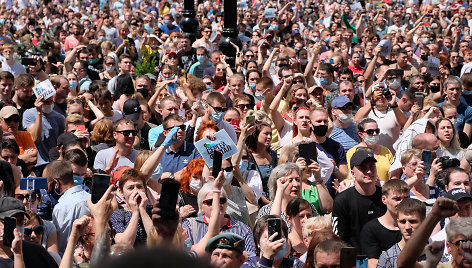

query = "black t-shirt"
[
  {"left": 332, "top": 186, "right": 386, "bottom": 249},
  {"left": 0, "top": 240, "right": 59, "bottom": 268},
  {"left": 360, "top": 218, "right": 402, "bottom": 258}
]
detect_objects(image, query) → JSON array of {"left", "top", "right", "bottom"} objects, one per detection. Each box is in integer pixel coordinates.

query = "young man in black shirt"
[
  {"left": 360, "top": 179, "right": 409, "bottom": 267},
  {"left": 332, "top": 149, "right": 386, "bottom": 249}
]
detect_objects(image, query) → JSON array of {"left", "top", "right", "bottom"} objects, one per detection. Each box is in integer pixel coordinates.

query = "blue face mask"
[
  {"left": 197, "top": 56, "right": 206, "bottom": 63},
  {"left": 319, "top": 78, "right": 328, "bottom": 86},
  {"left": 164, "top": 20, "right": 170, "bottom": 25},
  {"left": 73, "top": 175, "right": 84, "bottom": 185},
  {"left": 239, "top": 160, "right": 249, "bottom": 172},
  {"left": 89, "top": 58, "right": 98, "bottom": 64},
  {"left": 150, "top": 164, "right": 163, "bottom": 181},
  {"left": 274, "top": 240, "right": 287, "bottom": 259},
  {"left": 211, "top": 111, "right": 224, "bottom": 124},
  {"left": 255, "top": 92, "right": 265, "bottom": 101},
  {"left": 248, "top": 83, "right": 256, "bottom": 90},
  {"left": 184, "top": 238, "right": 192, "bottom": 251},
  {"left": 239, "top": 33, "right": 245, "bottom": 38},
  {"left": 206, "top": 84, "right": 214, "bottom": 91},
  {"left": 463, "top": 89, "right": 472, "bottom": 95},
  {"left": 269, "top": 24, "right": 279, "bottom": 30},
  {"left": 324, "top": 36, "right": 330, "bottom": 43},
  {"left": 0, "top": 19, "right": 5, "bottom": 25},
  {"left": 69, "top": 81, "right": 78, "bottom": 90}
]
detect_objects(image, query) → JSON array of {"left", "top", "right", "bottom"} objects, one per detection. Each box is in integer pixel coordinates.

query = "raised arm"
[
  {"left": 363, "top": 45, "right": 382, "bottom": 99},
  {"left": 26, "top": 97, "right": 44, "bottom": 143},
  {"left": 262, "top": 47, "right": 279, "bottom": 78},
  {"left": 397, "top": 197, "right": 458, "bottom": 268},
  {"left": 60, "top": 215, "right": 91, "bottom": 268},
  {"left": 269, "top": 176, "right": 290, "bottom": 216},
  {"left": 269, "top": 77, "right": 292, "bottom": 133},
  {"left": 304, "top": 43, "right": 321, "bottom": 88}
]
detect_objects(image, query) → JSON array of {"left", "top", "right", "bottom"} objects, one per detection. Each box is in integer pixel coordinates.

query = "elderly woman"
[
  {"left": 109, "top": 168, "right": 153, "bottom": 247},
  {"left": 256, "top": 163, "right": 320, "bottom": 232},
  {"left": 182, "top": 180, "right": 257, "bottom": 257}
]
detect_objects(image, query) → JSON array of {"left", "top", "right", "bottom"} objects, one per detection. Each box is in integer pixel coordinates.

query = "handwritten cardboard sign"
[
  {"left": 264, "top": 8, "right": 276, "bottom": 18},
  {"left": 195, "top": 130, "right": 239, "bottom": 168},
  {"left": 33, "top": 80, "right": 56, "bottom": 100}
]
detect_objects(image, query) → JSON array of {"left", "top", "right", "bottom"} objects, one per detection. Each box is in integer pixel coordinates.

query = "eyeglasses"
[
  {"left": 115, "top": 130, "right": 138, "bottom": 137},
  {"left": 203, "top": 30, "right": 211, "bottom": 33},
  {"left": 236, "top": 104, "right": 252, "bottom": 110},
  {"left": 223, "top": 166, "right": 233, "bottom": 172},
  {"left": 168, "top": 56, "right": 177, "bottom": 59},
  {"left": 362, "top": 128, "right": 380, "bottom": 135},
  {"left": 4, "top": 116, "right": 19, "bottom": 123},
  {"left": 68, "top": 99, "right": 83, "bottom": 105},
  {"left": 246, "top": 54, "right": 255, "bottom": 58},
  {"left": 293, "top": 79, "right": 303, "bottom": 84},
  {"left": 454, "top": 239, "right": 472, "bottom": 250},
  {"left": 24, "top": 225, "right": 44, "bottom": 237},
  {"left": 209, "top": 104, "right": 227, "bottom": 113},
  {"left": 164, "top": 124, "right": 186, "bottom": 131},
  {"left": 14, "top": 193, "right": 39, "bottom": 202},
  {"left": 203, "top": 197, "right": 227, "bottom": 206}
]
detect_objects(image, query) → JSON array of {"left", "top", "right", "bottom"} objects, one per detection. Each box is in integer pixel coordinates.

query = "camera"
[
  {"left": 382, "top": 87, "right": 392, "bottom": 99},
  {"left": 438, "top": 156, "right": 460, "bottom": 170}
]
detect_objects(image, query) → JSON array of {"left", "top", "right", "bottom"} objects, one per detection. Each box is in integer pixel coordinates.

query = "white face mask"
[
  {"left": 388, "top": 78, "right": 401, "bottom": 89},
  {"left": 364, "top": 135, "right": 379, "bottom": 145},
  {"left": 42, "top": 104, "right": 53, "bottom": 114},
  {"left": 337, "top": 113, "right": 353, "bottom": 124},
  {"left": 223, "top": 171, "right": 233, "bottom": 185},
  {"left": 189, "top": 179, "right": 203, "bottom": 192}
]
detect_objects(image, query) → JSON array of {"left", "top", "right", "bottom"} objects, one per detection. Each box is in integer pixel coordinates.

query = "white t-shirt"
[
  {"left": 368, "top": 109, "right": 401, "bottom": 153},
  {"left": 0, "top": 61, "right": 26, "bottom": 77},
  {"left": 105, "top": 110, "right": 124, "bottom": 123}
]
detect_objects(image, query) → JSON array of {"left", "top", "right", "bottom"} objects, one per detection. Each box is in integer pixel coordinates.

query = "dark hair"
[
  {"left": 337, "top": 67, "right": 353, "bottom": 80},
  {"left": 245, "top": 122, "right": 272, "bottom": 153},
  {"left": 2, "top": 139, "right": 19, "bottom": 155},
  {"left": 286, "top": 197, "right": 312, "bottom": 218},
  {"left": 163, "top": 114, "right": 184, "bottom": 129},
  {"left": 63, "top": 149, "right": 88, "bottom": 167},
  {"left": 304, "top": 228, "right": 341, "bottom": 268},
  {"left": 115, "top": 74, "right": 135, "bottom": 101},
  {"left": 444, "top": 167, "right": 468, "bottom": 189},
  {"left": 89, "top": 80, "right": 108, "bottom": 94},
  {"left": 253, "top": 215, "right": 289, "bottom": 256},
  {"left": 46, "top": 160, "right": 74, "bottom": 184},
  {"left": 62, "top": 140, "right": 85, "bottom": 158},
  {"left": 246, "top": 70, "right": 261, "bottom": 82},
  {"left": 396, "top": 198, "right": 426, "bottom": 220}
]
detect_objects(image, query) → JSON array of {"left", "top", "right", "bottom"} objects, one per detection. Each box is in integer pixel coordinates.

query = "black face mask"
[
  {"left": 137, "top": 88, "right": 149, "bottom": 98},
  {"left": 430, "top": 85, "right": 440, "bottom": 93},
  {"left": 49, "top": 180, "right": 63, "bottom": 200},
  {"left": 312, "top": 124, "right": 328, "bottom": 137},
  {"left": 421, "top": 54, "right": 428, "bottom": 61}
]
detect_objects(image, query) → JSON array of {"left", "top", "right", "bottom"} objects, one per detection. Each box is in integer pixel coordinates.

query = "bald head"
[{"left": 412, "top": 133, "right": 439, "bottom": 151}]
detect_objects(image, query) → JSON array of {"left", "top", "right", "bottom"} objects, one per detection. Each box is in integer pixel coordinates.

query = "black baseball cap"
[
  {"left": 445, "top": 188, "right": 472, "bottom": 202},
  {"left": 122, "top": 99, "right": 142, "bottom": 121},
  {"left": 350, "top": 150, "right": 377, "bottom": 169},
  {"left": 0, "top": 197, "right": 30, "bottom": 220}
]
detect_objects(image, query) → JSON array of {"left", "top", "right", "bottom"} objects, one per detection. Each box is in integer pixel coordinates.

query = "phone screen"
[
  {"left": 268, "top": 218, "right": 282, "bottom": 241},
  {"left": 415, "top": 92, "right": 424, "bottom": 109},
  {"left": 421, "top": 150, "right": 433, "bottom": 172},
  {"left": 299, "top": 142, "right": 318, "bottom": 165},
  {"left": 158, "top": 180, "right": 181, "bottom": 218},
  {"left": 3, "top": 217, "right": 15, "bottom": 247},
  {"left": 92, "top": 174, "right": 111, "bottom": 204},
  {"left": 76, "top": 125, "right": 86, "bottom": 132},
  {"left": 212, "top": 150, "right": 223, "bottom": 178}
]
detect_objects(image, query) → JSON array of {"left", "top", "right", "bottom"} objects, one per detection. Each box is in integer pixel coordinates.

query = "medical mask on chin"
[
  {"left": 211, "top": 111, "right": 224, "bottom": 124},
  {"left": 189, "top": 179, "right": 203, "bottom": 192},
  {"left": 364, "top": 135, "right": 379, "bottom": 145},
  {"left": 299, "top": 58, "right": 308, "bottom": 64},
  {"left": 337, "top": 113, "right": 353, "bottom": 124},
  {"left": 450, "top": 118, "right": 457, "bottom": 126},
  {"left": 223, "top": 171, "right": 234, "bottom": 185},
  {"left": 42, "top": 104, "right": 53, "bottom": 114},
  {"left": 255, "top": 92, "right": 265, "bottom": 101},
  {"left": 73, "top": 175, "right": 85, "bottom": 185}
]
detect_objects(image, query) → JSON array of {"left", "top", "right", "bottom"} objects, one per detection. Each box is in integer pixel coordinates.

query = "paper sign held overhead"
[
  {"left": 195, "top": 130, "right": 239, "bottom": 168},
  {"left": 33, "top": 80, "right": 56, "bottom": 100},
  {"left": 426, "top": 56, "right": 440, "bottom": 77},
  {"left": 379, "top": 40, "right": 392, "bottom": 58}
]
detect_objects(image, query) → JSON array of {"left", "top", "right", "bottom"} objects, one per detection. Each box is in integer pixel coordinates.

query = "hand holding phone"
[
  {"left": 212, "top": 150, "right": 223, "bottom": 178},
  {"left": 92, "top": 174, "right": 111, "bottom": 204},
  {"left": 421, "top": 150, "right": 433, "bottom": 172},
  {"left": 158, "top": 180, "right": 181, "bottom": 219},
  {"left": 3, "top": 217, "right": 15, "bottom": 247},
  {"left": 268, "top": 218, "right": 282, "bottom": 241}
]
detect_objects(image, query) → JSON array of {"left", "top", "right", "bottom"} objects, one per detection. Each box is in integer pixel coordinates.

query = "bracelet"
[
  {"left": 212, "top": 189, "right": 221, "bottom": 193},
  {"left": 390, "top": 103, "right": 398, "bottom": 109}
]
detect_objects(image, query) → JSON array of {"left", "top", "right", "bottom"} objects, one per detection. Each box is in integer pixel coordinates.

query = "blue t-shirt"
[
  {"left": 22, "top": 108, "right": 65, "bottom": 166},
  {"left": 329, "top": 122, "right": 360, "bottom": 152},
  {"left": 159, "top": 24, "right": 180, "bottom": 35},
  {"left": 438, "top": 101, "right": 472, "bottom": 133},
  {"left": 160, "top": 141, "right": 201, "bottom": 173}
]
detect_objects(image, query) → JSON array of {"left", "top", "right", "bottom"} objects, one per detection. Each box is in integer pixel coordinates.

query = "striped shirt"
[{"left": 182, "top": 215, "right": 257, "bottom": 257}]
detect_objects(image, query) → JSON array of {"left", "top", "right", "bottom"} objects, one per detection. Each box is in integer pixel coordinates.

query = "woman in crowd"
[
  {"left": 435, "top": 117, "right": 465, "bottom": 160},
  {"left": 286, "top": 198, "right": 314, "bottom": 257},
  {"left": 91, "top": 119, "right": 115, "bottom": 154},
  {"left": 346, "top": 118, "right": 393, "bottom": 184},
  {"left": 178, "top": 158, "right": 206, "bottom": 219},
  {"left": 23, "top": 210, "right": 61, "bottom": 264},
  {"left": 99, "top": 56, "right": 118, "bottom": 83},
  {"left": 109, "top": 168, "right": 153, "bottom": 247}
]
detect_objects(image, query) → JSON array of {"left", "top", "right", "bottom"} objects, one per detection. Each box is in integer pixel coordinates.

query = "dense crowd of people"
[{"left": 2, "top": 0, "right": 472, "bottom": 267}]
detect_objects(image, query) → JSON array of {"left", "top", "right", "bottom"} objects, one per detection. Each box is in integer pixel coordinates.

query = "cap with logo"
[
  {"left": 350, "top": 150, "right": 377, "bottom": 169},
  {"left": 445, "top": 188, "right": 472, "bottom": 202},
  {"left": 122, "top": 99, "right": 142, "bottom": 121},
  {"left": 205, "top": 233, "right": 245, "bottom": 254}
]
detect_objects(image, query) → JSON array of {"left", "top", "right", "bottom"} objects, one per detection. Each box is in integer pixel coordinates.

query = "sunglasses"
[
  {"left": 210, "top": 104, "right": 227, "bottom": 113},
  {"left": 4, "top": 116, "right": 19, "bottom": 123},
  {"left": 165, "top": 124, "right": 186, "bottom": 131},
  {"left": 454, "top": 239, "right": 472, "bottom": 250},
  {"left": 68, "top": 99, "right": 83, "bottom": 105},
  {"left": 337, "top": 104, "right": 354, "bottom": 111},
  {"left": 236, "top": 104, "right": 252, "bottom": 110},
  {"left": 203, "top": 197, "right": 227, "bottom": 206},
  {"left": 223, "top": 166, "right": 233, "bottom": 172},
  {"left": 24, "top": 225, "right": 44, "bottom": 237},
  {"left": 362, "top": 128, "right": 380, "bottom": 135},
  {"left": 115, "top": 130, "right": 138, "bottom": 137},
  {"left": 14, "top": 193, "right": 39, "bottom": 202}
]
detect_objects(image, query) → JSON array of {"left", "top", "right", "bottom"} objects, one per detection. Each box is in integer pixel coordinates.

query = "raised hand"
[
  {"left": 261, "top": 232, "right": 286, "bottom": 260},
  {"left": 430, "top": 197, "right": 459, "bottom": 219}
]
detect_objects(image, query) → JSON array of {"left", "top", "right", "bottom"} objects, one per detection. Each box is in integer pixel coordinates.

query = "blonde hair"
[
  {"left": 302, "top": 215, "right": 332, "bottom": 239},
  {"left": 65, "top": 114, "right": 84, "bottom": 126},
  {"left": 134, "top": 150, "right": 153, "bottom": 171},
  {"left": 400, "top": 149, "right": 421, "bottom": 166}
]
